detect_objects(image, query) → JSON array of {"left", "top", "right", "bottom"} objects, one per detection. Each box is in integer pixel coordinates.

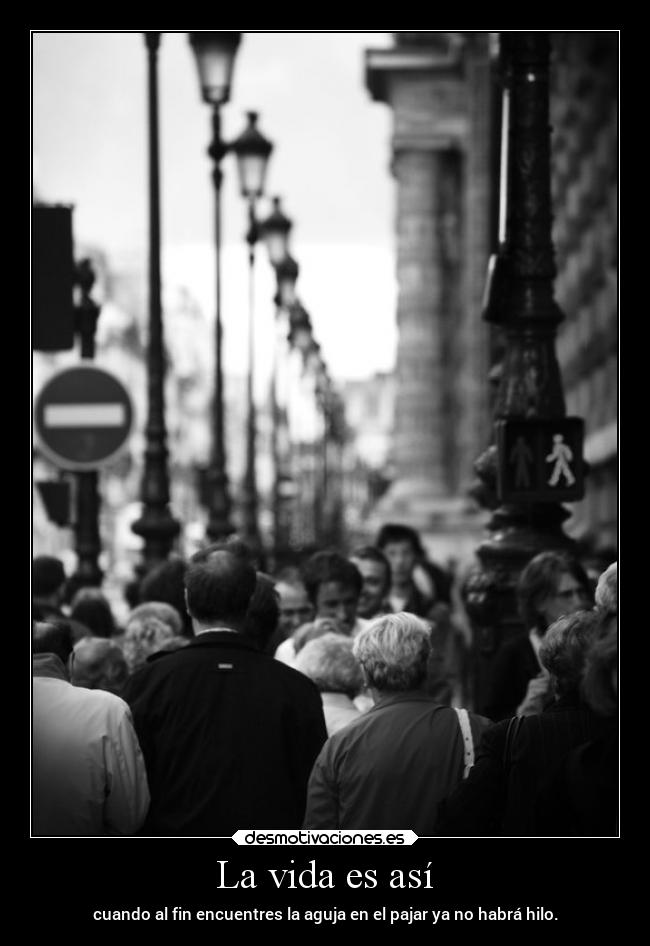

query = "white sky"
[{"left": 32, "top": 31, "right": 398, "bottom": 383}]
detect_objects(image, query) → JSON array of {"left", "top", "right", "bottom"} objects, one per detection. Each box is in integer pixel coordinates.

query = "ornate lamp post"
[
  {"left": 131, "top": 32, "right": 180, "bottom": 570},
  {"left": 230, "top": 111, "right": 274, "bottom": 556},
  {"left": 464, "top": 33, "right": 585, "bottom": 712},
  {"left": 258, "top": 198, "right": 296, "bottom": 566},
  {"left": 189, "top": 31, "right": 241, "bottom": 541}
]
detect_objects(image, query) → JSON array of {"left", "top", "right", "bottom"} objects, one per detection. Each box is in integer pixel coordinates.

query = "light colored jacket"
[{"left": 32, "top": 653, "right": 150, "bottom": 836}]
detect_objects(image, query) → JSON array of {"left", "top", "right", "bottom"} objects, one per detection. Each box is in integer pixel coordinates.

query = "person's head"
[
  {"left": 243, "top": 573, "right": 280, "bottom": 650},
  {"left": 595, "top": 562, "right": 617, "bottom": 617},
  {"left": 294, "top": 632, "right": 364, "bottom": 698},
  {"left": 517, "top": 550, "right": 592, "bottom": 634},
  {"left": 33, "top": 619, "right": 74, "bottom": 665},
  {"left": 582, "top": 619, "right": 618, "bottom": 717},
  {"left": 32, "top": 556, "right": 66, "bottom": 603},
  {"left": 139, "top": 557, "right": 192, "bottom": 635},
  {"left": 302, "top": 551, "right": 362, "bottom": 635},
  {"left": 185, "top": 545, "right": 257, "bottom": 632},
  {"left": 539, "top": 609, "right": 605, "bottom": 701},
  {"left": 69, "top": 637, "right": 129, "bottom": 695},
  {"left": 274, "top": 567, "right": 313, "bottom": 637},
  {"left": 349, "top": 546, "right": 391, "bottom": 619},
  {"left": 353, "top": 612, "right": 431, "bottom": 694},
  {"left": 69, "top": 587, "right": 117, "bottom": 638},
  {"left": 122, "top": 601, "right": 184, "bottom": 674},
  {"left": 293, "top": 617, "right": 345, "bottom": 654},
  {"left": 375, "top": 523, "right": 423, "bottom": 586}
]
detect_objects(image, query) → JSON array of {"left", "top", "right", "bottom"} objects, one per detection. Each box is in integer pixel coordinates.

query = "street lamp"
[
  {"left": 132, "top": 32, "right": 180, "bottom": 570},
  {"left": 275, "top": 252, "right": 300, "bottom": 308},
  {"left": 287, "top": 300, "right": 313, "bottom": 354},
  {"left": 189, "top": 31, "right": 241, "bottom": 541},
  {"left": 230, "top": 111, "right": 274, "bottom": 556},
  {"left": 258, "top": 197, "right": 296, "bottom": 567},
  {"left": 259, "top": 196, "right": 292, "bottom": 266}
]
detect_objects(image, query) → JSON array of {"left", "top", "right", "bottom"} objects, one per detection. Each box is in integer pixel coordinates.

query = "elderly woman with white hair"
[
  {"left": 303, "top": 612, "right": 490, "bottom": 832},
  {"left": 294, "top": 632, "right": 364, "bottom": 735}
]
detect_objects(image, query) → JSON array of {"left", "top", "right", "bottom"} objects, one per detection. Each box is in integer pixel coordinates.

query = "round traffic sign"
[{"left": 34, "top": 364, "right": 134, "bottom": 471}]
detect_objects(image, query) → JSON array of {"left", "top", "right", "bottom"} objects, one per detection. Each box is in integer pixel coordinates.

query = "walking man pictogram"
[{"left": 546, "top": 434, "right": 575, "bottom": 487}]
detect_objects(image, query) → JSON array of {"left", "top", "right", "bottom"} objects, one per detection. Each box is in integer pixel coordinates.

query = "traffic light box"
[
  {"left": 32, "top": 204, "right": 75, "bottom": 352},
  {"left": 496, "top": 417, "right": 585, "bottom": 503}
]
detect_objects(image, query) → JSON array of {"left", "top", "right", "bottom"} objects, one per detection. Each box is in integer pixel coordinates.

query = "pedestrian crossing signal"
[{"left": 496, "top": 418, "right": 585, "bottom": 502}]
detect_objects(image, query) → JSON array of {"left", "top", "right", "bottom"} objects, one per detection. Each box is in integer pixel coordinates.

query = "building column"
[{"left": 391, "top": 147, "right": 456, "bottom": 504}]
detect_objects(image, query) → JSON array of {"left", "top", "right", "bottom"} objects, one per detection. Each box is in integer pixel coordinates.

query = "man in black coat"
[{"left": 123, "top": 545, "right": 328, "bottom": 836}]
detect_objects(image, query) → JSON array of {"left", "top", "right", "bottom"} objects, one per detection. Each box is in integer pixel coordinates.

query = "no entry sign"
[{"left": 34, "top": 365, "right": 134, "bottom": 471}]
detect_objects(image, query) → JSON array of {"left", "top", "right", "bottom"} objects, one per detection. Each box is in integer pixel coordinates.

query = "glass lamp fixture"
[
  {"left": 231, "top": 111, "right": 273, "bottom": 199},
  {"left": 189, "top": 32, "right": 241, "bottom": 105},
  {"left": 259, "top": 196, "right": 292, "bottom": 265}
]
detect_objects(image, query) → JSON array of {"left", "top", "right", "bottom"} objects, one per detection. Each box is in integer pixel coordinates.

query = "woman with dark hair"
[
  {"left": 484, "top": 550, "right": 593, "bottom": 721},
  {"left": 138, "top": 557, "right": 192, "bottom": 637},
  {"left": 435, "top": 608, "right": 609, "bottom": 836},
  {"left": 69, "top": 588, "right": 117, "bottom": 639}
]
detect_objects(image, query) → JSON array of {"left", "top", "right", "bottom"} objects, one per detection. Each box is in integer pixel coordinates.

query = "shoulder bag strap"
[
  {"left": 502, "top": 714, "right": 525, "bottom": 771},
  {"left": 454, "top": 707, "right": 474, "bottom": 779}
]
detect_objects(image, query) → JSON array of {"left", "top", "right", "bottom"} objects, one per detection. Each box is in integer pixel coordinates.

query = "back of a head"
[
  {"left": 353, "top": 612, "right": 431, "bottom": 693},
  {"left": 517, "top": 550, "right": 591, "bottom": 630},
  {"left": 33, "top": 555, "right": 66, "bottom": 598},
  {"left": 243, "top": 573, "right": 280, "bottom": 649},
  {"left": 126, "top": 601, "right": 183, "bottom": 636},
  {"left": 375, "top": 523, "right": 423, "bottom": 555},
  {"left": 123, "top": 602, "right": 183, "bottom": 673},
  {"left": 293, "top": 617, "right": 345, "bottom": 654},
  {"left": 139, "top": 558, "right": 191, "bottom": 633},
  {"left": 185, "top": 545, "right": 257, "bottom": 625},
  {"left": 539, "top": 609, "right": 605, "bottom": 699},
  {"left": 70, "top": 587, "right": 116, "bottom": 638},
  {"left": 294, "top": 632, "right": 364, "bottom": 696},
  {"left": 595, "top": 562, "right": 617, "bottom": 616},
  {"left": 70, "top": 637, "right": 129, "bottom": 695},
  {"left": 302, "top": 550, "right": 362, "bottom": 605},
  {"left": 33, "top": 620, "right": 74, "bottom": 665}
]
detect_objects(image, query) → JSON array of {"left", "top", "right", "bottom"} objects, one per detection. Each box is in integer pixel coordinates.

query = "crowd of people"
[{"left": 31, "top": 524, "right": 618, "bottom": 837}]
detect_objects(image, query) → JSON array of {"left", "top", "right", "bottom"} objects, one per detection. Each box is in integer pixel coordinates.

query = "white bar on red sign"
[{"left": 44, "top": 404, "right": 126, "bottom": 427}]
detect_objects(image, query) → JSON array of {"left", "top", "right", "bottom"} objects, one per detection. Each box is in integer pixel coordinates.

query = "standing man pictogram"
[
  {"left": 509, "top": 436, "right": 534, "bottom": 488},
  {"left": 546, "top": 434, "right": 575, "bottom": 487}
]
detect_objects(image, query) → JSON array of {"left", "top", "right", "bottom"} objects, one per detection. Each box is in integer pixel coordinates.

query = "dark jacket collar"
[{"left": 187, "top": 630, "right": 260, "bottom": 653}]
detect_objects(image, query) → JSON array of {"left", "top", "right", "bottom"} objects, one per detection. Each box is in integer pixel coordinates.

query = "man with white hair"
[{"left": 303, "top": 612, "right": 489, "bottom": 833}]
